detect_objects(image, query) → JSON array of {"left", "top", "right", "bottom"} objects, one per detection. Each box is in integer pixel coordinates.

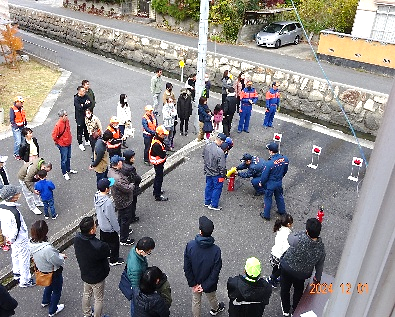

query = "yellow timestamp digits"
[{"left": 309, "top": 283, "right": 368, "bottom": 294}]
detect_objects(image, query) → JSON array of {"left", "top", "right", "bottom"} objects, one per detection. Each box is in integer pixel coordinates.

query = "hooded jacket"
[
  {"left": 94, "top": 192, "right": 120, "bottom": 234},
  {"left": 30, "top": 241, "right": 65, "bottom": 273},
  {"left": 0, "top": 202, "right": 28, "bottom": 244},
  {"left": 177, "top": 91, "right": 192, "bottom": 120},
  {"left": 227, "top": 275, "right": 272, "bottom": 317},
  {"left": 184, "top": 234, "right": 222, "bottom": 293},
  {"left": 74, "top": 232, "right": 110, "bottom": 284},
  {"left": 134, "top": 292, "right": 170, "bottom": 317}
]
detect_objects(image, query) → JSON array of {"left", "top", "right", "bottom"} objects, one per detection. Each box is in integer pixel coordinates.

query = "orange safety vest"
[
  {"left": 11, "top": 105, "right": 26, "bottom": 127},
  {"left": 142, "top": 114, "right": 157, "bottom": 135},
  {"left": 106, "top": 125, "right": 121, "bottom": 149},
  {"left": 149, "top": 138, "right": 166, "bottom": 165}
]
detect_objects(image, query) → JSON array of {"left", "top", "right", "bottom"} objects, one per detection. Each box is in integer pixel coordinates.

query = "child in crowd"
[
  {"left": 213, "top": 104, "right": 223, "bottom": 131},
  {"left": 203, "top": 108, "right": 214, "bottom": 140},
  {"left": 266, "top": 213, "right": 293, "bottom": 287},
  {"left": 34, "top": 170, "right": 57, "bottom": 220}
]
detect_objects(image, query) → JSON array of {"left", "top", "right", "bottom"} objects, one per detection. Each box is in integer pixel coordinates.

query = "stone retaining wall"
[{"left": 10, "top": 4, "right": 388, "bottom": 136}]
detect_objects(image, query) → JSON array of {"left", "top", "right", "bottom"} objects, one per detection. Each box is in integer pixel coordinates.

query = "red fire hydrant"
[
  {"left": 226, "top": 167, "right": 237, "bottom": 192},
  {"left": 316, "top": 206, "right": 324, "bottom": 223}
]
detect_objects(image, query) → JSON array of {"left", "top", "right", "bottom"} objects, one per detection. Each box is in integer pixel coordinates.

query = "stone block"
[
  {"left": 287, "top": 84, "right": 298, "bottom": 95},
  {"left": 160, "top": 41, "right": 169, "bottom": 50},
  {"left": 373, "top": 95, "right": 387, "bottom": 104},
  {"left": 354, "top": 101, "right": 363, "bottom": 114},
  {"left": 252, "top": 73, "right": 266, "bottom": 84},
  {"left": 300, "top": 77, "right": 309, "bottom": 90},
  {"left": 219, "top": 57, "right": 229, "bottom": 64},
  {"left": 339, "top": 89, "right": 360, "bottom": 106},
  {"left": 321, "top": 103, "right": 332, "bottom": 114},
  {"left": 274, "top": 70, "right": 285, "bottom": 80},
  {"left": 141, "top": 38, "right": 150, "bottom": 46},
  {"left": 363, "top": 99, "right": 375, "bottom": 112},
  {"left": 299, "top": 102, "right": 316, "bottom": 113},
  {"left": 328, "top": 100, "right": 341, "bottom": 112},
  {"left": 241, "top": 62, "right": 255, "bottom": 71},
  {"left": 364, "top": 112, "right": 381, "bottom": 131},
  {"left": 308, "top": 90, "right": 324, "bottom": 102},
  {"left": 298, "top": 90, "right": 309, "bottom": 99}
]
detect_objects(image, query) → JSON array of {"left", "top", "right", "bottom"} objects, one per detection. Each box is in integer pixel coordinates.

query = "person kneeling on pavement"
[{"left": 233, "top": 153, "right": 265, "bottom": 196}]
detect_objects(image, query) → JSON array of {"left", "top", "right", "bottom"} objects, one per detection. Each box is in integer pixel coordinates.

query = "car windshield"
[{"left": 263, "top": 23, "right": 283, "bottom": 33}]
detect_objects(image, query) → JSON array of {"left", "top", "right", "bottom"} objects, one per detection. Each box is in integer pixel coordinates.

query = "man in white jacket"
[{"left": 0, "top": 185, "right": 35, "bottom": 287}]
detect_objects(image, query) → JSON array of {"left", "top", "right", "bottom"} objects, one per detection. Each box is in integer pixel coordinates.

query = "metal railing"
[{"left": 21, "top": 39, "right": 59, "bottom": 65}]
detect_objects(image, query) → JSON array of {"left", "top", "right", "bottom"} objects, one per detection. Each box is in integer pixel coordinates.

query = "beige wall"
[
  {"left": 318, "top": 31, "right": 395, "bottom": 69},
  {"left": 0, "top": 0, "right": 10, "bottom": 20}
]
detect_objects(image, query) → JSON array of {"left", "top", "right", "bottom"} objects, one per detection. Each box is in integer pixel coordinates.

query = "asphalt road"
[
  {"left": 10, "top": 0, "right": 395, "bottom": 94},
  {"left": 0, "top": 3, "right": 379, "bottom": 316}
]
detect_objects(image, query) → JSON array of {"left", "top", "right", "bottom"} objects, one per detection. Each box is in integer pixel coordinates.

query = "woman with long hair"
[
  {"left": 117, "top": 94, "right": 132, "bottom": 148},
  {"left": 30, "top": 220, "right": 66, "bottom": 317}
]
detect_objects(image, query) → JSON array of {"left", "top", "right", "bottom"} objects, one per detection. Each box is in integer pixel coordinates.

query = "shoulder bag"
[{"left": 119, "top": 266, "right": 133, "bottom": 300}]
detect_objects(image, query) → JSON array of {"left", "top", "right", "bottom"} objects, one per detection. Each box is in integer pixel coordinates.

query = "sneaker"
[
  {"left": 63, "top": 173, "right": 70, "bottom": 180},
  {"left": 13, "top": 273, "right": 20, "bottom": 280},
  {"left": 185, "top": 132, "right": 188, "bottom": 136},
  {"left": 41, "top": 303, "right": 49, "bottom": 308},
  {"left": 281, "top": 301, "right": 290, "bottom": 317},
  {"left": 48, "top": 304, "right": 64, "bottom": 316},
  {"left": 109, "top": 257, "right": 125, "bottom": 266},
  {"left": 32, "top": 207, "right": 42, "bottom": 215},
  {"left": 79, "top": 144, "right": 86, "bottom": 151},
  {"left": 2, "top": 244, "right": 10, "bottom": 251},
  {"left": 210, "top": 302, "right": 225, "bottom": 316},
  {"left": 155, "top": 195, "right": 168, "bottom": 201},
  {"left": 52, "top": 214, "right": 58, "bottom": 220},
  {"left": 36, "top": 203, "right": 44, "bottom": 207},
  {"left": 84, "top": 141, "right": 90, "bottom": 146},
  {"left": 204, "top": 204, "right": 210, "bottom": 207},
  {"left": 120, "top": 239, "right": 135, "bottom": 246},
  {"left": 44, "top": 216, "right": 49, "bottom": 220},
  {"left": 208, "top": 205, "right": 222, "bottom": 211},
  {"left": 260, "top": 213, "right": 270, "bottom": 221},
  {"left": 68, "top": 169, "right": 78, "bottom": 174},
  {"left": 19, "top": 278, "right": 36, "bottom": 288}
]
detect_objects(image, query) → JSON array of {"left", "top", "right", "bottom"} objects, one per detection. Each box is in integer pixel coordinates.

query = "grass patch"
[{"left": 0, "top": 60, "right": 61, "bottom": 124}]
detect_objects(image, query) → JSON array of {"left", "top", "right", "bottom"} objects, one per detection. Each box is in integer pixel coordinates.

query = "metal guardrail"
[{"left": 21, "top": 39, "right": 59, "bottom": 65}]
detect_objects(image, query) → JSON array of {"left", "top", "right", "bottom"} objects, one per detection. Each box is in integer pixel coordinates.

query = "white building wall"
[{"left": 352, "top": 9, "right": 377, "bottom": 38}]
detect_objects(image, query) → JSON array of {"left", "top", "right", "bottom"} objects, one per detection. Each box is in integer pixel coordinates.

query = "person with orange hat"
[
  {"left": 105, "top": 116, "right": 123, "bottom": 158},
  {"left": 149, "top": 125, "right": 169, "bottom": 201},
  {"left": 142, "top": 105, "right": 157, "bottom": 165},
  {"left": 10, "top": 96, "right": 27, "bottom": 160},
  {"left": 238, "top": 80, "right": 258, "bottom": 133}
]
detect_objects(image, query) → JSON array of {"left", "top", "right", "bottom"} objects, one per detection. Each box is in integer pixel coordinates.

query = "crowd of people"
[{"left": 0, "top": 69, "right": 326, "bottom": 317}]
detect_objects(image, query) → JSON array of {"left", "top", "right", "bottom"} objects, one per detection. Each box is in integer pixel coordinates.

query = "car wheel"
[
  {"left": 294, "top": 35, "right": 300, "bottom": 45},
  {"left": 275, "top": 40, "right": 281, "bottom": 49}
]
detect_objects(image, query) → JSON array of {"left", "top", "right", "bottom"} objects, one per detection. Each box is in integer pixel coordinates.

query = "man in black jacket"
[
  {"left": 0, "top": 284, "right": 18, "bottom": 317},
  {"left": 74, "top": 86, "right": 91, "bottom": 151},
  {"left": 222, "top": 87, "right": 238, "bottom": 136},
  {"left": 227, "top": 257, "right": 272, "bottom": 317},
  {"left": 183, "top": 216, "right": 225, "bottom": 317},
  {"left": 74, "top": 216, "right": 110, "bottom": 317}
]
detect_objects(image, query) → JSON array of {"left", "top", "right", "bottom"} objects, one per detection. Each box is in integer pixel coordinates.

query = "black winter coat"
[
  {"left": 74, "top": 232, "right": 110, "bottom": 284},
  {"left": 19, "top": 137, "right": 39, "bottom": 162},
  {"left": 227, "top": 275, "right": 272, "bottom": 317},
  {"left": 177, "top": 93, "right": 192, "bottom": 120},
  {"left": 74, "top": 94, "right": 92, "bottom": 125},
  {"left": 0, "top": 284, "right": 18, "bottom": 317},
  {"left": 223, "top": 94, "right": 239, "bottom": 116},
  {"left": 134, "top": 292, "right": 170, "bottom": 317},
  {"left": 184, "top": 235, "right": 222, "bottom": 293}
]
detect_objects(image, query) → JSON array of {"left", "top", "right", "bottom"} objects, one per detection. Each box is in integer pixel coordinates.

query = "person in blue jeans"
[
  {"left": 203, "top": 133, "right": 227, "bottom": 211},
  {"left": 10, "top": 96, "right": 27, "bottom": 160},
  {"left": 259, "top": 142, "right": 289, "bottom": 221},
  {"left": 34, "top": 169, "right": 57, "bottom": 219},
  {"left": 30, "top": 220, "right": 66, "bottom": 317}
]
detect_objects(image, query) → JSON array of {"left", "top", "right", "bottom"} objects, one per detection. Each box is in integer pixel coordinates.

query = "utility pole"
[{"left": 194, "top": 0, "right": 209, "bottom": 134}]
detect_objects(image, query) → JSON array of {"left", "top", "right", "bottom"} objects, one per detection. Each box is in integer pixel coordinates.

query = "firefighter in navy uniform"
[
  {"left": 259, "top": 142, "right": 289, "bottom": 221},
  {"left": 234, "top": 153, "right": 265, "bottom": 196},
  {"left": 149, "top": 125, "right": 169, "bottom": 201}
]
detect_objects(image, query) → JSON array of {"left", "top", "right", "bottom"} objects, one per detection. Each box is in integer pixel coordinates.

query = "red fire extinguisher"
[
  {"left": 316, "top": 206, "right": 324, "bottom": 223},
  {"left": 226, "top": 167, "right": 237, "bottom": 192}
]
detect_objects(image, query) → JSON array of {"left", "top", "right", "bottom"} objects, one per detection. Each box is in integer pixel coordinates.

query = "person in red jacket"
[{"left": 52, "top": 110, "right": 78, "bottom": 180}]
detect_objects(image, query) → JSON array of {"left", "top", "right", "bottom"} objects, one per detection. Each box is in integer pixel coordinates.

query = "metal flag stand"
[
  {"left": 348, "top": 157, "right": 364, "bottom": 182},
  {"left": 307, "top": 145, "right": 322, "bottom": 169},
  {"left": 273, "top": 133, "right": 282, "bottom": 153}
]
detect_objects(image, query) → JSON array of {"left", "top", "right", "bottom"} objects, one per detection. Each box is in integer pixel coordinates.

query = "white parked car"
[{"left": 256, "top": 21, "right": 303, "bottom": 48}]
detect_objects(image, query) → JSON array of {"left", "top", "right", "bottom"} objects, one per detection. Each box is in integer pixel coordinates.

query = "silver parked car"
[{"left": 256, "top": 21, "right": 303, "bottom": 48}]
